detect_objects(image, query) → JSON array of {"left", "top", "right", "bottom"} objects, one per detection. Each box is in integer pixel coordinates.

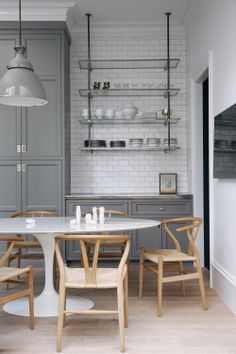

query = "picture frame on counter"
[{"left": 159, "top": 173, "right": 177, "bottom": 194}]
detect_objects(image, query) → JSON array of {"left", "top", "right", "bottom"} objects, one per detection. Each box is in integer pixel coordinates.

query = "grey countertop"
[{"left": 65, "top": 194, "right": 193, "bottom": 200}]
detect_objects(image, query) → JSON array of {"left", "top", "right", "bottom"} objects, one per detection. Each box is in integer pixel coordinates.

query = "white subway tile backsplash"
[{"left": 70, "top": 25, "right": 188, "bottom": 194}]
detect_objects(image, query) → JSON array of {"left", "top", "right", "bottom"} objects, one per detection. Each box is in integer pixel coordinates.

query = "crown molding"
[
  {"left": 0, "top": 1, "right": 77, "bottom": 22},
  {"left": 182, "top": 0, "right": 199, "bottom": 30}
]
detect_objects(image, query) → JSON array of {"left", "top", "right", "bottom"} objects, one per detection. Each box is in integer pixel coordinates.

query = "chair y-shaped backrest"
[
  {"left": 82, "top": 209, "right": 128, "bottom": 236},
  {"left": 161, "top": 217, "right": 203, "bottom": 256},
  {"left": 55, "top": 234, "right": 131, "bottom": 286}
]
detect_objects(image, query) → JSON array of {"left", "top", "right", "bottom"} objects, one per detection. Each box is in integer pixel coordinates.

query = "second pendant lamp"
[{"left": 0, "top": 0, "right": 48, "bottom": 107}]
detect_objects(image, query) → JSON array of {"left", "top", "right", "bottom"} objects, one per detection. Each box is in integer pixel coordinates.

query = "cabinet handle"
[
  {"left": 159, "top": 207, "right": 166, "bottom": 211},
  {"left": 22, "top": 145, "right": 27, "bottom": 153},
  {"left": 17, "top": 145, "right": 21, "bottom": 153},
  {"left": 22, "top": 164, "right": 26, "bottom": 172}
]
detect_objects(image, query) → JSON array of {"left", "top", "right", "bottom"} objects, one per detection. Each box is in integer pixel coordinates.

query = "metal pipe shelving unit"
[{"left": 81, "top": 12, "right": 180, "bottom": 153}]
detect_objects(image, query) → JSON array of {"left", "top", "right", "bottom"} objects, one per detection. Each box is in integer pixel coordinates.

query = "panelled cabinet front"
[
  {"left": 21, "top": 34, "right": 62, "bottom": 158},
  {"left": 65, "top": 197, "right": 193, "bottom": 261},
  {"left": 0, "top": 35, "right": 20, "bottom": 158},
  {"left": 0, "top": 23, "right": 70, "bottom": 218}
]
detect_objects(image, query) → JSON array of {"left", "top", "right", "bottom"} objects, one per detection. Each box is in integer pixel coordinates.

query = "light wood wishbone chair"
[
  {"left": 139, "top": 217, "right": 208, "bottom": 317},
  {"left": 55, "top": 234, "right": 131, "bottom": 352},
  {"left": 0, "top": 235, "right": 34, "bottom": 329},
  {"left": 7, "top": 210, "right": 58, "bottom": 288}
]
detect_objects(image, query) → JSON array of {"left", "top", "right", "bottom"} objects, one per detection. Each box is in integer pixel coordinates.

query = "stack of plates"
[
  {"left": 129, "top": 138, "right": 143, "bottom": 148},
  {"left": 163, "top": 138, "right": 178, "bottom": 148},
  {"left": 214, "top": 140, "right": 230, "bottom": 149},
  {"left": 110, "top": 140, "right": 126, "bottom": 148},
  {"left": 231, "top": 140, "right": 236, "bottom": 149},
  {"left": 146, "top": 138, "right": 161, "bottom": 148},
  {"left": 84, "top": 140, "right": 106, "bottom": 148}
]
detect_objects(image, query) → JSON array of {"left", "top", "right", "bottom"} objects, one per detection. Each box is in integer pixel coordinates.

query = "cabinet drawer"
[
  {"left": 66, "top": 199, "right": 128, "bottom": 217},
  {"left": 131, "top": 200, "right": 192, "bottom": 216}
]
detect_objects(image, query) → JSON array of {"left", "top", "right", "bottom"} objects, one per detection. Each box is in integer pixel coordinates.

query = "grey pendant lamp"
[{"left": 0, "top": 0, "right": 48, "bottom": 107}]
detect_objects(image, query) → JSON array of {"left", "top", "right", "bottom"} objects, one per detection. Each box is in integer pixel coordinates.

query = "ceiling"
[
  {"left": 0, "top": 0, "right": 196, "bottom": 27},
  {"left": 73, "top": 0, "right": 192, "bottom": 24}
]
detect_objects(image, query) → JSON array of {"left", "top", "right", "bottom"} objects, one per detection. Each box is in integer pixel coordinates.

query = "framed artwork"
[{"left": 159, "top": 173, "right": 177, "bottom": 194}]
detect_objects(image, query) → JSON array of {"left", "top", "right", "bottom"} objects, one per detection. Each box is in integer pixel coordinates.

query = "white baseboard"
[{"left": 211, "top": 261, "right": 236, "bottom": 316}]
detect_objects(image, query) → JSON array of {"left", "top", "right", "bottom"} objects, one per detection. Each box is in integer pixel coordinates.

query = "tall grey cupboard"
[{"left": 0, "top": 22, "right": 71, "bottom": 217}]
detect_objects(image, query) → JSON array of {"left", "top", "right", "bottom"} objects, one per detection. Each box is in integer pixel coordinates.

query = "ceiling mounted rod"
[
  {"left": 86, "top": 13, "right": 92, "bottom": 151},
  {"left": 19, "top": 0, "right": 22, "bottom": 46},
  {"left": 165, "top": 12, "right": 172, "bottom": 149}
]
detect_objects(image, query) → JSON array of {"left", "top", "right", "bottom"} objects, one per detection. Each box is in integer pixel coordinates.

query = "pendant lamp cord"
[{"left": 19, "top": 0, "right": 22, "bottom": 46}]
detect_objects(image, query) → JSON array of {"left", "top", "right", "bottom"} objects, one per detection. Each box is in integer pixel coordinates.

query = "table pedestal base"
[{"left": 3, "top": 290, "right": 94, "bottom": 317}]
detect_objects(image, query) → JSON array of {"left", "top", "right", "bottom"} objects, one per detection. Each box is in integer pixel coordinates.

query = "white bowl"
[{"left": 122, "top": 104, "right": 138, "bottom": 118}]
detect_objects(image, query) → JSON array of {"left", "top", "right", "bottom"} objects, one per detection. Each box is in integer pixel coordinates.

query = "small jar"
[
  {"left": 103, "top": 81, "right": 110, "bottom": 90},
  {"left": 99, "top": 207, "right": 105, "bottom": 224},
  {"left": 75, "top": 205, "right": 81, "bottom": 223},
  {"left": 93, "top": 81, "right": 101, "bottom": 90},
  {"left": 92, "top": 206, "right": 98, "bottom": 223}
]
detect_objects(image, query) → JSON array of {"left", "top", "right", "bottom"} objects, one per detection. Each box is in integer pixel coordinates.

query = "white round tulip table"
[{"left": 1, "top": 216, "right": 159, "bottom": 317}]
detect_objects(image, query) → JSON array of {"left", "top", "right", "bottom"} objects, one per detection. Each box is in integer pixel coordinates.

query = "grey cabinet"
[
  {"left": 0, "top": 160, "right": 61, "bottom": 217},
  {"left": 65, "top": 196, "right": 193, "bottom": 261},
  {"left": 0, "top": 22, "right": 71, "bottom": 217},
  {"left": 21, "top": 34, "right": 62, "bottom": 158},
  {"left": 0, "top": 161, "right": 21, "bottom": 217},
  {"left": 21, "top": 160, "right": 62, "bottom": 214},
  {"left": 0, "top": 36, "right": 20, "bottom": 158}
]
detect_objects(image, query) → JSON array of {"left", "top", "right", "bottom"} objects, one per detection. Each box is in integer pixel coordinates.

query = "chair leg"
[
  {"left": 117, "top": 283, "right": 125, "bottom": 352},
  {"left": 53, "top": 252, "right": 57, "bottom": 289},
  {"left": 122, "top": 244, "right": 130, "bottom": 285},
  {"left": 124, "top": 273, "right": 128, "bottom": 328},
  {"left": 28, "top": 265, "right": 34, "bottom": 330},
  {"left": 157, "top": 256, "right": 163, "bottom": 317},
  {"left": 57, "top": 284, "right": 66, "bottom": 352},
  {"left": 138, "top": 247, "right": 144, "bottom": 299},
  {"left": 6, "top": 250, "right": 11, "bottom": 290},
  {"left": 196, "top": 260, "right": 208, "bottom": 311},
  {"left": 178, "top": 261, "right": 186, "bottom": 296},
  {"left": 17, "top": 248, "right": 22, "bottom": 269},
  {"left": 63, "top": 288, "right": 67, "bottom": 328}
]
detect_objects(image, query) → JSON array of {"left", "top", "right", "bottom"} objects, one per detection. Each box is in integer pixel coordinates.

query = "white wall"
[
  {"left": 186, "top": 0, "right": 236, "bottom": 314},
  {"left": 70, "top": 24, "right": 189, "bottom": 194}
]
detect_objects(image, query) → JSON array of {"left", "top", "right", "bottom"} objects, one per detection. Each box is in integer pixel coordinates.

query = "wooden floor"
[{"left": 1, "top": 264, "right": 236, "bottom": 354}]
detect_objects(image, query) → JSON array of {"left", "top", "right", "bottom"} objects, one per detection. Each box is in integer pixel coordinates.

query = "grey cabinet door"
[
  {"left": 0, "top": 161, "right": 21, "bottom": 217},
  {"left": 163, "top": 219, "right": 191, "bottom": 253},
  {"left": 67, "top": 200, "right": 128, "bottom": 217},
  {"left": 131, "top": 221, "right": 162, "bottom": 258},
  {"left": 21, "top": 160, "right": 62, "bottom": 215},
  {"left": 21, "top": 34, "right": 61, "bottom": 158},
  {"left": 24, "top": 34, "right": 60, "bottom": 78},
  {"left": 0, "top": 35, "right": 21, "bottom": 158},
  {"left": 21, "top": 79, "right": 61, "bottom": 158}
]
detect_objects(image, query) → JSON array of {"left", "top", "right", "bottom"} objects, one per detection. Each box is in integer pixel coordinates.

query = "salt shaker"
[
  {"left": 99, "top": 206, "right": 105, "bottom": 224},
  {"left": 75, "top": 205, "right": 81, "bottom": 224},
  {"left": 92, "top": 206, "right": 98, "bottom": 223}
]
